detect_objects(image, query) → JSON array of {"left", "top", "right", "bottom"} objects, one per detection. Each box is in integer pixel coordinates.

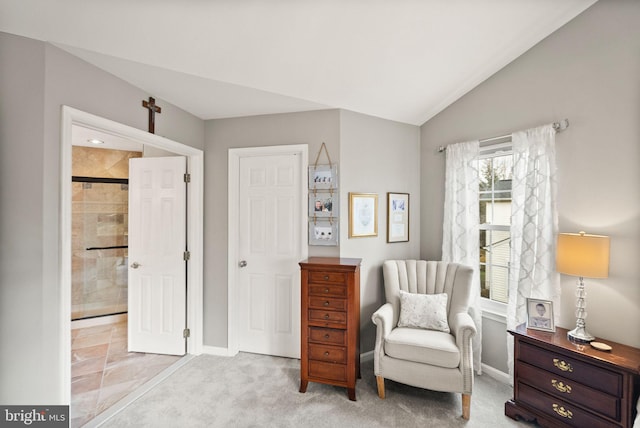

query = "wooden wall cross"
[{"left": 142, "top": 97, "right": 162, "bottom": 134}]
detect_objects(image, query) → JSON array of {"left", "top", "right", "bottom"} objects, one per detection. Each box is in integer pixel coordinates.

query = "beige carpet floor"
[{"left": 96, "top": 352, "right": 526, "bottom": 428}]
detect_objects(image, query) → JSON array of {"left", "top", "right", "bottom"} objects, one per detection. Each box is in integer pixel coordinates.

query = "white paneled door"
[
  {"left": 238, "top": 154, "right": 302, "bottom": 358},
  {"left": 128, "top": 156, "right": 187, "bottom": 356}
]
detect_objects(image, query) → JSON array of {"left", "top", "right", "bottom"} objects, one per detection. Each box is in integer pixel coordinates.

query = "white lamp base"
[
  {"left": 567, "top": 325, "right": 595, "bottom": 343},
  {"left": 567, "top": 276, "right": 595, "bottom": 343}
]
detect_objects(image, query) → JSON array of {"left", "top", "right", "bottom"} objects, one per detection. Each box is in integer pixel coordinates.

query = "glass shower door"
[{"left": 72, "top": 178, "right": 129, "bottom": 320}]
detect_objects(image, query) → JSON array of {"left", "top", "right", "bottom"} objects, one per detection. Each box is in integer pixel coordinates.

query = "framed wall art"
[
  {"left": 387, "top": 192, "right": 409, "bottom": 243},
  {"left": 308, "top": 164, "right": 338, "bottom": 190},
  {"left": 349, "top": 192, "right": 378, "bottom": 238},
  {"left": 308, "top": 191, "right": 338, "bottom": 218},
  {"left": 308, "top": 219, "right": 338, "bottom": 246}
]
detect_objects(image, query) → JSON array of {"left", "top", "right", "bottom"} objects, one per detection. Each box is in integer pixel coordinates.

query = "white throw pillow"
[{"left": 397, "top": 290, "right": 450, "bottom": 333}]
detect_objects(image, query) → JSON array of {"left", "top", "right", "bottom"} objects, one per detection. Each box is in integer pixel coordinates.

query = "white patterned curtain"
[
  {"left": 442, "top": 140, "right": 482, "bottom": 374},
  {"left": 506, "top": 124, "right": 560, "bottom": 379}
]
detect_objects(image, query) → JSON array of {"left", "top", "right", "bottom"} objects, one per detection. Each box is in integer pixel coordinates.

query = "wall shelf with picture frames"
[
  {"left": 308, "top": 143, "right": 339, "bottom": 246},
  {"left": 308, "top": 165, "right": 338, "bottom": 246}
]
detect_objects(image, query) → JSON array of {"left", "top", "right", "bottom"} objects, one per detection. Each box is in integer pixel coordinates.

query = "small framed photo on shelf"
[
  {"left": 308, "top": 192, "right": 338, "bottom": 218},
  {"left": 349, "top": 192, "right": 378, "bottom": 238},
  {"left": 308, "top": 219, "right": 338, "bottom": 246},
  {"left": 309, "top": 164, "right": 338, "bottom": 190},
  {"left": 526, "top": 298, "right": 555, "bottom": 332},
  {"left": 387, "top": 192, "right": 409, "bottom": 243}
]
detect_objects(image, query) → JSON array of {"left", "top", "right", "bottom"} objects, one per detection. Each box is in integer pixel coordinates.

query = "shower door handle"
[{"left": 130, "top": 262, "right": 141, "bottom": 269}]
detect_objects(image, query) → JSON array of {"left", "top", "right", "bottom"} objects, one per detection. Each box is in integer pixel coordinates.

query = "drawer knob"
[
  {"left": 323, "top": 301, "right": 330, "bottom": 306},
  {"left": 324, "top": 314, "right": 330, "bottom": 319},
  {"left": 552, "top": 404, "right": 573, "bottom": 419},
  {"left": 553, "top": 358, "right": 573, "bottom": 372},
  {"left": 324, "top": 288, "right": 330, "bottom": 293},
  {"left": 324, "top": 334, "right": 330, "bottom": 339},
  {"left": 324, "top": 275, "right": 329, "bottom": 280},
  {"left": 551, "top": 379, "right": 572, "bottom": 394},
  {"left": 324, "top": 351, "right": 330, "bottom": 356}
]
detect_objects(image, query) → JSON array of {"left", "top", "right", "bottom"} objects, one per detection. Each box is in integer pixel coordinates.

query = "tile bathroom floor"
[{"left": 70, "top": 316, "right": 182, "bottom": 427}]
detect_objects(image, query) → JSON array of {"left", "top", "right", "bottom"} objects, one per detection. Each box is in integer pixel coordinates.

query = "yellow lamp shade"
[{"left": 556, "top": 231, "right": 610, "bottom": 278}]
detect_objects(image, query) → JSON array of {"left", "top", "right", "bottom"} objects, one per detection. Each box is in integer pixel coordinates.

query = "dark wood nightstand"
[{"left": 506, "top": 324, "right": 640, "bottom": 427}]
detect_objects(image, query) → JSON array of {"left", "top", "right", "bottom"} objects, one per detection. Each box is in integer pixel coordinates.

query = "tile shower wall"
[
  {"left": 72, "top": 147, "right": 142, "bottom": 320},
  {"left": 73, "top": 146, "right": 140, "bottom": 179}
]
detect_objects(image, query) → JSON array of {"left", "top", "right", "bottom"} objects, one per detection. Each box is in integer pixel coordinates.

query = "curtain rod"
[{"left": 437, "top": 119, "right": 569, "bottom": 153}]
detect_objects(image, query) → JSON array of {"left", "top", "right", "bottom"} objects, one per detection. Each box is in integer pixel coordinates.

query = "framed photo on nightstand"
[{"left": 526, "top": 298, "right": 555, "bottom": 332}]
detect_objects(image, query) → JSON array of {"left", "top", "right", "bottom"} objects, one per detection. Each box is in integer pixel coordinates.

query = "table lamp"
[{"left": 556, "top": 231, "right": 610, "bottom": 343}]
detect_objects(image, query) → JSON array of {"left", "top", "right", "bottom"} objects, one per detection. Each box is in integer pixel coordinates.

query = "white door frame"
[
  {"left": 228, "top": 144, "right": 308, "bottom": 356},
  {"left": 60, "top": 106, "right": 204, "bottom": 402}
]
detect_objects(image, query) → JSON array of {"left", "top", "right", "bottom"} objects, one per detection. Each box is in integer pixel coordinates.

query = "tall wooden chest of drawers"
[
  {"left": 506, "top": 324, "right": 640, "bottom": 427},
  {"left": 299, "top": 257, "right": 361, "bottom": 401}
]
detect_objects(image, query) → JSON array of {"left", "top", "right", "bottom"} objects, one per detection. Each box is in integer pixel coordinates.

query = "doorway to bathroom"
[
  {"left": 61, "top": 106, "right": 204, "bottom": 425},
  {"left": 69, "top": 130, "right": 184, "bottom": 426}
]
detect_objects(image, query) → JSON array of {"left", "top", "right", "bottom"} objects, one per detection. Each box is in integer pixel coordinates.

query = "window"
[{"left": 478, "top": 145, "right": 513, "bottom": 305}]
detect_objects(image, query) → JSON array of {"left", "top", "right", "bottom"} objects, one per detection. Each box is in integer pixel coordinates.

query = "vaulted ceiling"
[{"left": 0, "top": 0, "right": 596, "bottom": 125}]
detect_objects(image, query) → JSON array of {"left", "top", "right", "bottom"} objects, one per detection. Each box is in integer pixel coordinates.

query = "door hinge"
[
  {"left": 184, "top": 173, "right": 191, "bottom": 183},
  {"left": 183, "top": 328, "right": 190, "bottom": 339},
  {"left": 183, "top": 251, "right": 191, "bottom": 261}
]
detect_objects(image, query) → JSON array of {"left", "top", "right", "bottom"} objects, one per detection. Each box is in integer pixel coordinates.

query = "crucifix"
[{"left": 142, "top": 96, "right": 162, "bottom": 134}]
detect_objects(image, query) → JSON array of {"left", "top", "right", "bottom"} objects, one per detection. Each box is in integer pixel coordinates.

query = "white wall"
[
  {"left": 339, "top": 110, "right": 421, "bottom": 352},
  {"left": 0, "top": 32, "right": 204, "bottom": 404},
  {"left": 420, "top": 0, "right": 640, "bottom": 363}
]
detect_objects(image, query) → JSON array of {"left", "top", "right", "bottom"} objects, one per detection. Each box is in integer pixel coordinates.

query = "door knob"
[
  {"left": 238, "top": 260, "right": 248, "bottom": 268},
  {"left": 130, "top": 262, "right": 141, "bottom": 269}
]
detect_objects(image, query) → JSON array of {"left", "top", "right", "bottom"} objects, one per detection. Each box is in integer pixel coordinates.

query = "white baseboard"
[
  {"left": 360, "top": 350, "right": 374, "bottom": 363},
  {"left": 203, "top": 346, "right": 374, "bottom": 362},
  {"left": 481, "top": 363, "right": 510, "bottom": 384},
  {"left": 202, "top": 345, "right": 236, "bottom": 357}
]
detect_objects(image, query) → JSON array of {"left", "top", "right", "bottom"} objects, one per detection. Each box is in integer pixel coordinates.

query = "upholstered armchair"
[{"left": 371, "top": 260, "right": 477, "bottom": 420}]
